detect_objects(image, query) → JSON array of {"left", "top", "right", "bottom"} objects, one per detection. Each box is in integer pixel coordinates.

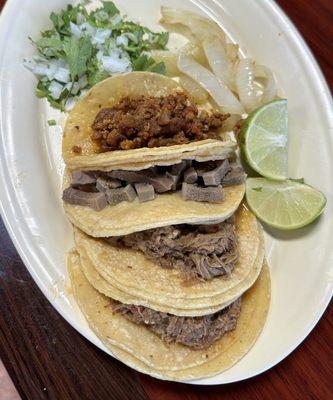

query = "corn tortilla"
[
  {"left": 79, "top": 245, "right": 239, "bottom": 316},
  {"left": 74, "top": 206, "right": 264, "bottom": 308},
  {"left": 69, "top": 251, "right": 270, "bottom": 380},
  {"left": 63, "top": 168, "right": 245, "bottom": 237},
  {"left": 62, "top": 72, "right": 236, "bottom": 169}
]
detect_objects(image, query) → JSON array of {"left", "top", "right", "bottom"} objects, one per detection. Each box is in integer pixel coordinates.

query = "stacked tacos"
[{"left": 63, "top": 72, "right": 270, "bottom": 381}]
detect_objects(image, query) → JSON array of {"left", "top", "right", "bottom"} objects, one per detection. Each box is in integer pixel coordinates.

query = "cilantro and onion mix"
[{"left": 23, "top": 1, "right": 169, "bottom": 111}]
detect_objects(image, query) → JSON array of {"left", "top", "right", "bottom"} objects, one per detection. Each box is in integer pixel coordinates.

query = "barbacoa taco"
[
  {"left": 62, "top": 72, "right": 237, "bottom": 170},
  {"left": 68, "top": 250, "right": 270, "bottom": 381},
  {"left": 73, "top": 206, "right": 265, "bottom": 314}
]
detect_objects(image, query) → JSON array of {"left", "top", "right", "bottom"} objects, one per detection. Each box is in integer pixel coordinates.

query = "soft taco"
[
  {"left": 62, "top": 72, "right": 236, "bottom": 170},
  {"left": 62, "top": 164, "right": 246, "bottom": 237},
  {"left": 68, "top": 250, "right": 270, "bottom": 381},
  {"left": 73, "top": 206, "right": 265, "bottom": 313}
]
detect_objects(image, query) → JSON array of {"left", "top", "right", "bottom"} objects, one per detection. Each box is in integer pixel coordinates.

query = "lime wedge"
[
  {"left": 241, "top": 99, "right": 288, "bottom": 180},
  {"left": 246, "top": 178, "right": 326, "bottom": 230}
]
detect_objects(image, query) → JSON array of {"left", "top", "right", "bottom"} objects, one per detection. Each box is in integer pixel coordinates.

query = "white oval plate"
[{"left": 0, "top": 0, "right": 332, "bottom": 385}]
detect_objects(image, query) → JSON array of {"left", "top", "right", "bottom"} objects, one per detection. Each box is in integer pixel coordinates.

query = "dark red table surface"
[{"left": 0, "top": 1, "right": 332, "bottom": 399}]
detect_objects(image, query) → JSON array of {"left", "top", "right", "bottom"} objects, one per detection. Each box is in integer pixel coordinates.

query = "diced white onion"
[
  {"left": 116, "top": 35, "right": 129, "bottom": 47},
  {"left": 70, "top": 22, "right": 82, "bottom": 38},
  {"left": 123, "top": 32, "right": 138, "bottom": 44},
  {"left": 33, "top": 63, "right": 57, "bottom": 80},
  {"left": 203, "top": 37, "right": 235, "bottom": 91},
  {"left": 78, "top": 75, "right": 88, "bottom": 89},
  {"left": 65, "top": 96, "right": 78, "bottom": 111},
  {"left": 178, "top": 52, "right": 244, "bottom": 115},
  {"left": 78, "top": 89, "right": 88, "bottom": 99},
  {"left": 76, "top": 12, "right": 86, "bottom": 25},
  {"left": 23, "top": 58, "right": 36, "bottom": 71},
  {"left": 110, "top": 14, "right": 122, "bottom": 26},
  {"left": 80, "top": 22, "right": 96, "bottom": 37},
  {"left": 96, "top": 50, "right": 104, "bottom": 62},
  {"left": 54, "top": 67, "right": 70, "bottom": 83},
  {"left": 48, "top": 81, "right": 64, "bottom": 100},
  {"left": 92, "top": 29, "right": 112, "bottom": 45},
  {"left": 69, "top": 82, "right": 79, "bottom": 95},
  {"left": 101, "top": 55, "right": 131, "bottom": 75}
]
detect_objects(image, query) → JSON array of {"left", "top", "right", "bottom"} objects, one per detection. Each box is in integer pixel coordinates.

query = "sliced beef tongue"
[
  {"left": 171, "top": 160, "right": 192, "bottom": 176},
  {"left": 106, "top": 184, "right": 136, "bottom": 205},
  {"left": 110, "top": 297, "right": 241, "bottom": 350},
  {"left": 146, "top": 174, "right": 174, "bottom": 193},
  {"left": 222, "top": 165, "right": 246, "bottom": 186},
  {"left": 109, "top": 169, "right": 147, "bottom": 183},
  {"left": 110, "top": 169, "right": 174, "bottom": 193},
  {"left": 201, "top": 159, "right": 229, "bottom": 186},
  {"left": 96, "top": 177, "right": 122, "bottom": 192},
  {"left": 165, "top": 172, "right": 180, "bottom": 190},
  {"left": 120, "top": 217, "right": 238, "bottom": 281},
  {"left": 63, "top": 160, "right": 245, "bottom": 210},
  {"left": 183, "top": 167, "right": 198, "bottom": 184},
  {"left": 62, "top": 187, "right": 107, "bottom": 211},
  {"left": 182, "top": 183, "right": 224, "bottom": 202},
  {"left": 71, "top": 170, "right": 97, "bottom": 186},
  {"left": 195, "top": 161, "right": 218, "bottom": 177},
  {"left": 135, "top": 183, "right": 155, "bottom": 202}
]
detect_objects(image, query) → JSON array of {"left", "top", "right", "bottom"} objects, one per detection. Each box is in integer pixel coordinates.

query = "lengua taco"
[
  {"left": 68, "top": 250, "right": 270, "bottom": 381},
  {"left": 62, "top": 161, "right": 246, "bottom": 237},
  {"left": 62, "top": 72, "right": 237, "bottom": 170},
  {"left": 73, "top": 206, "right": 265, "bottom": 314}
]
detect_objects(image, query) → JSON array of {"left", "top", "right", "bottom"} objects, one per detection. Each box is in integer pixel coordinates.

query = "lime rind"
[
  {"left": 241, "top": 99, "right": 288, "bottom": 181},
  {"left": 245, "top": 178, "right": 326, "bottom": 230}
]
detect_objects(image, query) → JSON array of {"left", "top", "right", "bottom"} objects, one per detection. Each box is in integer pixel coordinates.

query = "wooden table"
[{"left": 0, "top": 1, "right": 332, "bottom": 399}]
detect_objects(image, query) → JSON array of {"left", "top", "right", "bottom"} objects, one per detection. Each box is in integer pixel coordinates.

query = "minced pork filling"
[{"left": 91, "top": 93, "right": 230, "bottom": 152}]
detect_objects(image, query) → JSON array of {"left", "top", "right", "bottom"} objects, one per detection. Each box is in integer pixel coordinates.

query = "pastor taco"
[{"left": 62, "top": 72, "right": 236, "bottom": 170}]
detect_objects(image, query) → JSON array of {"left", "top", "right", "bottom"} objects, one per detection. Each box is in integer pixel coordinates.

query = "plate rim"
[{"left": 0, "top": 0, "right": 332, "bottom": 385}]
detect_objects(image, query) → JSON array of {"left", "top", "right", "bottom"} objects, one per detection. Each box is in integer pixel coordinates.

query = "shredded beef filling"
[
  {"left": 110, "top": 298, "right": 241, "bottom": 349},
  {"left": 91, "top": 93, "right": 229, "bottom": 152},
  {"left": 111, "top": 217, "right": 238, "bottom": 281}
]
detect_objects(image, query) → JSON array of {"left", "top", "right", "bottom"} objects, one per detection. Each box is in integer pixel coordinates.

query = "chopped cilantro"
[
  {"left": 132, "top": 54, "right": 155, "bottom": 71},
  {"left": 132, "top": 54, "right": 166, "bottom": 75},
  {"left": 63, "top": 36, "right": 93, "bottom": 80},
  {"left": 88, "top": 69, "right": 110, "bottom": 86},
  {"left": 150, "top": 61, "right": 166, "bottom": 75},
  {"left": 252, "top": 187, "right": 263, "bottom": 192},
  {"left": 102, "top": 1, "right": 120, "bottom": 16},
  {"left": 47, "top": 119, "right": 57, "bottom": 126},
  {"left": 24, "top": 1, "right": 169, "bottom": 111}
]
